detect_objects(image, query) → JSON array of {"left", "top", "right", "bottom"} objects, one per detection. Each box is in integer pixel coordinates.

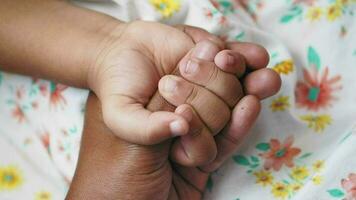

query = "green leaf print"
[
  {"left": 339, "top": 131, "right": 353, "bottom": 144},
  {"left": 235, "top": 32, "right": 245, "bottom": 41},
  {"left": 50, "top": 81, "right": 56, "bottom": 93},
  {"left": 280, "top": 6, "right": 302, "bottom": 23},
  {"left": 206, "top": 175, "right": 214, "bottom": 192},
  {"left": 256, "top": 143, "right": 270, "bottom": 151},
  {"left": 233, "top": 155, "right": 250, "bottom": 166},
  {"left": 6, "top": 99, "right": 15, "bottom": 105},
  {"left": 327, "top": 189, "right": 345, "bottom": 198},
  {"left": 251, "top": 156, "right": 259, "bottom": 163},
  {"left": 280, "top": 15, "right": 295, "bottom": 23},
  {"left": 307, "top": 46, "right": 321, "bottom": 70},
  {"left": 219, "top": 1, "right": 232, "bottom": 9},
  {"left": 299, "top": 152, "right": 312, "bottom": 159}
]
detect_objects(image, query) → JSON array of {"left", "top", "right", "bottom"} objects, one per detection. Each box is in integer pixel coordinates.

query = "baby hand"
[{"left": 88, "top": 21, "right": 243, "bottom": 146}]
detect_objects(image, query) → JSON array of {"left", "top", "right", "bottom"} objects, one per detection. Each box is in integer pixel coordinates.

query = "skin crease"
[{"left": 0, "top": 0, "right": 283, "bottom": 198}]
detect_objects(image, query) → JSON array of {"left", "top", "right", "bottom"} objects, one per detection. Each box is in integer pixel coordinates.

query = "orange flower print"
[
  {"left": 219, "top": 16, "right": 227, "bottom": 26},
  {"left": 210, "top": 0, "right": 221, "bottom": 10},
  {"left": 32, "top": 78, "right": 49, "bottom": 96},
  {"left": 40, "top": 131, "right": 50, "bottom": 155},
  {"left": 204, "top": 8, "right": 214, "bottom": 18},
  {"left": 293, "top": 0, "right": 316, "bottom": 6},
  {"left": 260, "top": 136, "right": 301, "bottom": 171},
  {"left": 342, "top": 173, "right": 356, "bottom": 200},
  {"left": 49, "top": 82, "right": 67, "bottom": 108},
  {"left": 12, "top": 104, "right": 26, "bottom": 123},
  {"left": 295, "top": 67, "right": 341, "bottom": 111}
]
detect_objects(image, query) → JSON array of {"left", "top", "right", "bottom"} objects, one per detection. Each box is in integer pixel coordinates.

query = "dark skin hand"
[{"left": 66, "top": 93, "right": 248, "bottom": 199}]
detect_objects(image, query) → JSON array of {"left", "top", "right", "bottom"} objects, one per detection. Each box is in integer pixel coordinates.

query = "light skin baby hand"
[
  {"left": 89, "top": 21, "right": 245, "bottom": 146},
  {"left": 90, "top": 21, "right": 281, "bottom": 166}
]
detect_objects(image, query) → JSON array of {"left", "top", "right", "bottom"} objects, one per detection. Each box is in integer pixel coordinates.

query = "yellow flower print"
[
  {"left": 326, "top": 4, "right": 342, "bottom": 21},
  {"left": 336, "top": 0, "right": 349, "bottom": 6},
  {"left": 300, "top": 114, "right": 332, "bottom": 132},
  {"left": 271, "top": 182, "right": 289, "bottom": 199},
  {"left": 254, "top": 170, "right": 274, "bottom": 187},
  {"left": 291, "top": 166, "right": 309, "bottom": 181},
  {"left": 150, "top": 0, "right": 181, "bottom": 18},
  {"left": 290, "top": 183, "right": 302, "bottom": 192},
  {"left": 0, "top": 165, "right": 23, "bottom": 190},
  {"left": 35, "top": 191, "right": 52, "bottom": 200},
  {"left": 272, "top": 60, "right": 294, "bottom": 75},
  {"left": 312, "top": 160, "right": 325, "bottom": 172},
  {"left": 306, "top": 7, "right": 323, "bottom": 21},
  {"left": 312, "top": 175, "right": 323, "bottom": 185},
  {"left": 270, "top": 96, "right": 290, "bottom": 112}
]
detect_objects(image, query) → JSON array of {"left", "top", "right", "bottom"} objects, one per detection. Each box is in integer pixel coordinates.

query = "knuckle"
[
  {"left": 228, "top": 78, "right": 244, "bottom": 107},
  {"left": 208, "top": 35, "right": 225, "bottom": 49},
  {"left": 189, "top": 124, "right": 204, "bottom": 138},
  {"left": 210, "top": 106, "right": 231, "bottom": 134},
  {"left": 186, "top": 85, "right": 200, "bottom": 104},
  {"left": 206, "top": 64, "right": 219, "bottom": 86}
]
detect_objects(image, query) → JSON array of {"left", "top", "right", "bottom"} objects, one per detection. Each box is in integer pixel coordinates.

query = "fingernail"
[
  {"left": 226, "top": 54, "right": 235, "bottom": 65},
  {"left": 191, "top": 41, "right": 216, "bottom": 60},
  {"left": 185, "top": 60, "right": 199, "bottom": 74},
  {"left": 176, "top": 106, "right": 193, "bottom": 122},
  {"left": 164, "top": 77, "right": 177, "bottom": 93},
  {"left": 170, "top": 120, "right": 185, "bottom": 136}
]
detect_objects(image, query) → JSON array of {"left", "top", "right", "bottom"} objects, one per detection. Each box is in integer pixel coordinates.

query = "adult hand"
[{"left": 65, "top": 93, "right": 243, "bottom": 199}]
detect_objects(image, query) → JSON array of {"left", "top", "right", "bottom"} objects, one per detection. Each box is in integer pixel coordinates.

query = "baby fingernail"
[
  {"left": 164, "top": 77, "right": 177, "bottom": 93},
  {"left": 185, "top": 60, "right": 199, "bottom": 74},
  {"left": 176, "top": 106, "right": 193, "bottom": 122},
  {"left": 170, "top": 120, "right": 185, "bottom": 136}
]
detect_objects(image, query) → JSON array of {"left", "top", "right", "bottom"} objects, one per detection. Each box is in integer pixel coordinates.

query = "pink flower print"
[
  {"left": 12, "top": 104, "right": 26, "bottom": 123},
  {"left": 49, "top": 82, "right": 68, "bottom": 108},
  {"left": 295, "top": 67, "right": 341, "bottom": 111},
  {"left": 260, "top": 136, "right": 301, "bottom": 171}
]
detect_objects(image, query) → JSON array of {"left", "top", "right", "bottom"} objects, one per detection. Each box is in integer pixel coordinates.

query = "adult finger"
[
  {"left": 243, "top": 68, "right": 281, "bottom": 99},
  {"left": 227, "top": 42, "right": 270, "bottom": 70},
  {"left": 200, "top": 95, "right": 261, "bottom": 172},
  {"left": 170, "top": 104, "right": 217, "bottom": 166}
]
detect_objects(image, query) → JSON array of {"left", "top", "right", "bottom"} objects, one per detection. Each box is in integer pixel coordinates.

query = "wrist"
[{"left": 86, "top": 20, "right": 128, "bottom": 95}]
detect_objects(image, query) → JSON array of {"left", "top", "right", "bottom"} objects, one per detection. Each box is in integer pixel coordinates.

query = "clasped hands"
[{"left": 67, "top": 21, "right": 281, "bottom": 200}]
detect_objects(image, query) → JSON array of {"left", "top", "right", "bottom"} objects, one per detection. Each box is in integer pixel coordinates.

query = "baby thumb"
[{"left": 102, "top": 95, "right": 190, "bottom": 145}]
